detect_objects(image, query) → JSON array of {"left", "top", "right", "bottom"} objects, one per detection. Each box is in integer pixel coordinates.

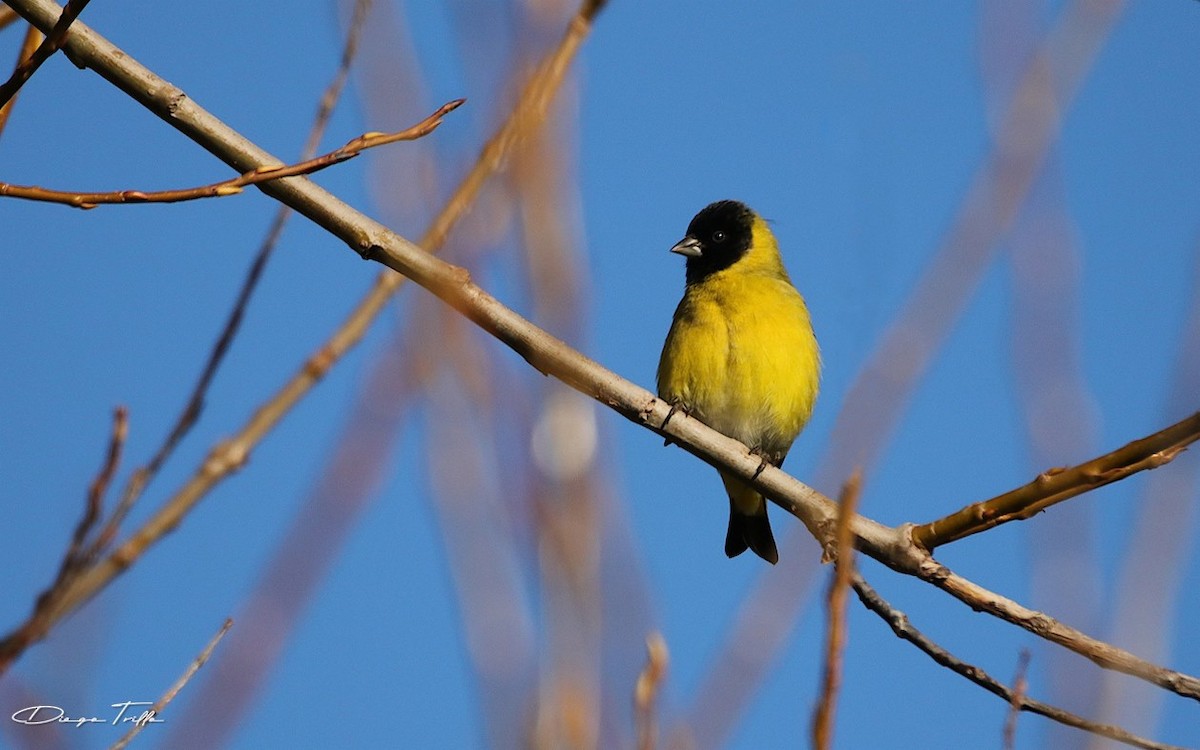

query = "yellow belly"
[{"left": 657, "top": 271, "right": 820, "bottom": 461}]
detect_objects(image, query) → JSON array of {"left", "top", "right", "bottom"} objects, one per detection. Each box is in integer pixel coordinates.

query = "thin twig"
[
  {"left": 0, "top": 21, "right": 42, "bottom": 138},
  {"left": 635, "top": 632, "right": 669, "bottom": 750},
  {"left": 71, "top": 405, "right": 128, "bottom": 568},
  {"left": 912, "top": 411, "right": 1200, "bottom": 550},
  {"left": 300, "top": 0, "right": 374, "bottom": 158},
  {"left": 91, "top": 0, "right": 377, "bottom": 557},
  {"left": 1003, "top": 650, "right": 1032, "bottom": 750},
  {"left": 0, "top": 0, "right": 89, "bottom": 108},
  {"left": 812, "top": 470, "right": 862, "bottom": 750},
  {"left": 107, "top": 617, "right": 233, "bottom": 750},
  {"left": 0, "top": 99, "right": 463, "bottom": 208},
  {"left": 919, "top": 561, "right": 1200, "bottom": 702},
  {"left": 852, "top": 575, "right": 1186, "bottom": 750}
]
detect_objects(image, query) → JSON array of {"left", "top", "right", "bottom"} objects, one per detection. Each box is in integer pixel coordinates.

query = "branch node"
[
  {"left": 305, "top": 346, "right": 336, "bottom": 380},
  {"left": 165, "top": 88, "right": 187, "bottom": 119},
  {"left": 204, "top": 439, "right": 249, "bottom": 477}
]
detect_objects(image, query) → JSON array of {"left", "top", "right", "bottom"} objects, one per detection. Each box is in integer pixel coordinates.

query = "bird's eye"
[{"left": 712, "top": 230, "right": 726, "bottom": 243}]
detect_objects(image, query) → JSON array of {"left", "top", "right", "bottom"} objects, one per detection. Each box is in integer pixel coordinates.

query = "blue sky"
[{"left": 1, "top": 1, "right": 1198, "bottom": 749}]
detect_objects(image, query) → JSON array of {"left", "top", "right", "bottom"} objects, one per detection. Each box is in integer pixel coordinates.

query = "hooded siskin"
[{"left": 657, "top": 200, "right": 820, "bottom": 564}]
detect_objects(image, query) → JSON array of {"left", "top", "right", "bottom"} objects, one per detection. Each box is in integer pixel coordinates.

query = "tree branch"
[
  {"left": 107, "top": 617, "right": 233, "bottom": 750},
  {"left": 917, "top": 560, "right": 1200, "bottom": 700},
  {"left": 0, "top": 0, "right": 88, "bottom": 108},
  {"left": 1003, "top": 650, "right": 1031, "bottom": 750},
  {"left": 634, "top": 632, "right": 668, "bottom": 750},
  {"left": 912, "top": 411, "right": 1200, "bottom": 550},
  {"left": 72, "top": 405, "right": 127, "bottom": 568},
  {"left": 0, "top": 100, "right": 462, "bottom": 208},
  {"left": 0, "top": 21, "right": 42, "bottom": 138},
  {"left": 812, "top": 471, "right": 861, "bottom": 750},
  {"left": 852, "top": 574, "right": 1187, "bottom": 750}
]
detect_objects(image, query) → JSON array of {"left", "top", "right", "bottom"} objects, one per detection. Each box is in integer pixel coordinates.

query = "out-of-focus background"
[{"left": 1, "top": 1, "right": 1198, "bottom": 748}]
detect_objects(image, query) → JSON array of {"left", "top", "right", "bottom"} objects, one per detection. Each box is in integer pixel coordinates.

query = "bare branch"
[
  {"left": 1003, "top": 650, "right": 1031, "bottom": 750},
  {"left": 73, "top": 405, "right": 127, "bottom": 568},
  {"left": 0, "top": 0, "right": 88, "bottom": 108},
  {"left": 913, "top": 411, "right": 1200, "bottom": 550},
  {"left": 919, "top": 562, "right": 1200, "bottom": 701},
  {"left": 0, "top": 99, "right": 463, "bottom": 208},
  {"left": 811, "top": 471, "right": 861, "bottom": 750},
  {"left": 634, "top": 632, "right": 668, "bottom": 750},
  {"left": 852, "top": 575, "right": 1187, "bottom": 750},
  {"left": 107, "top": 618, "right": 233, "bottom": 750},
  {"left": 1097, "top": 239, "right": 1200, "bottom": 736},
  {"left": 0, "top": 21, "right": 42, "bottom": 138}
]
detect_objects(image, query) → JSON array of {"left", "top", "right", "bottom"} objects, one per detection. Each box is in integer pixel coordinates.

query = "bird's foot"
[
  {"left": 749, "top": 446, "right": 770, "bottom": 480},
  {"left": 661, "top": 401, "right": 688, "bottom": 446}
]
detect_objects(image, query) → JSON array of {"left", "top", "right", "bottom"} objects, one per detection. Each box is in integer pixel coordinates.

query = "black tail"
[{"left": 725, "top": 502, "right": 779, "bottom": 564}]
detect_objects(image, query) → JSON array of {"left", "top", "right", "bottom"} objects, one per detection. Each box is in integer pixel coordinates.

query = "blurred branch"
[
  {"left": 912, "top": 411, "right": 1200, "bottom": 550},
  {"left": 1097, "top": 240, "right": 1200, "bottom": 734},
  {"left": 0, "top": 0, "right": 87, "bottom": 108},
  {"left": 0, "top": 100, "right": 462, "bottom": 208},
  {"left": 1003, "top": 650, "right": 1031, "bottom": 750},
  {"left": 0, "top": 21, "right": 42, "bottom": 138},
  {"left": 811, "top": 471, "right": 861, "bottom": 750},
  {"left": 507, "top": 38, "right": 611, "bottom": 745},
  {"left": 160, "top": 320, "right": 419, "bottom": 750},
  {"left": 0, "top": 0, "right": 606, "bottom": 671},
  {"left": 634, "top": 632, "right": 668, "bottom": 750},
  {"left": 688, "top": 2, "right": 1127, "bottom": 740},
  {"left": 93, "top": 0, "right": 376, "bottom": 556},
  {"left": 852, "top": 575, "right": 1185, "bottom": 750},
  {"left": 985, "top": 1, "right": 1105, "bottom": 737},
  {"left": 0, "top": 7, "right": 24, "bottom": 31},
  {"left": 74, "top": 405, "right": 128, "bottom": 567},
  {"left": 108, "top": 617, "right": 232, "bottom": 750},
  {"left": 808, "top": 0, "right": 1126, "bottom": 525}
]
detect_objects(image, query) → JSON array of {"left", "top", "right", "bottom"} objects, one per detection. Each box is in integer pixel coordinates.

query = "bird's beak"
[{"left": 670, "top": 236, "right": 702, "bottom": 257}]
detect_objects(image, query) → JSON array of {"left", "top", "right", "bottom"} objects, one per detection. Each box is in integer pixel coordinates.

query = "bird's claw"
[
  {"left": 749, "top": 446, "right": 770, "bottom": 480},
  {"left": 661, "top": 401, "right": 689, "bottom": 446},
  {"left": 661, "top": 401, "right": 684, "bottom": 430}
]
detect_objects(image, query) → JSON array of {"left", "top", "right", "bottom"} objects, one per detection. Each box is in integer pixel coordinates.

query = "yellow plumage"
[{"left": 657, "top": 200, "right": 820, "bottom": 564}]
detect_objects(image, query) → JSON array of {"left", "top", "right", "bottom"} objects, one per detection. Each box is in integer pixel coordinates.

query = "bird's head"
[{"left": 672, "top": 200, "right": 757, "bottom": 284}]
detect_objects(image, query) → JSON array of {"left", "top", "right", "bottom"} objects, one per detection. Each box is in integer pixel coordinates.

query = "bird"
[{"left": 656, "top": 200, "right": 820, "bottom": 564}]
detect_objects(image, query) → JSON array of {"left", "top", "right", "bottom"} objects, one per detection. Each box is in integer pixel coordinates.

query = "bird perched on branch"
[{"left": 657, "top": 200, "right": 820, "bottom": 564}]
